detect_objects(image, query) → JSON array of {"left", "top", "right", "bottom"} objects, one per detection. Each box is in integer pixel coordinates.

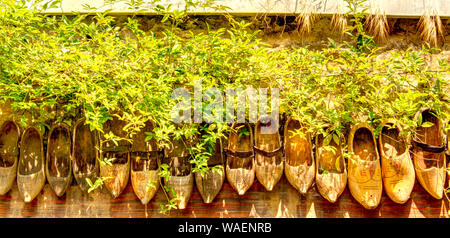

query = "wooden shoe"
[
  {"left": 284, "top": 118, "right": 315, "bottom": 195},
  {"left": 254, "top": 116, "right": 283, "bottom": 191},
  {"left": 445, "top": 120, "right": 450, "bottom": 184},
  {"left": 163, "top": 138, "right": 193, "bottom": 209},
  {"left": 412, "top": 108, "right": 446, "bottom": 199},
  {"left": 46, "top": 123, "right": 72, "bottom": 197},
  {"left": 17, "top": 126, "right": 46, "bottom": 202},
  {"left": 131, "top": 121, "right": 160, "bottom": 205},
  {"left": 226, "top": 122, "right": 255, "bottom": 195},
  {"left": 73, "top": 118, "right": 99, "bottom": 193},
  {"left": 195, "top": 137, "right": 225, "bottom": 203},
  {"left": 347, "top": 122, "right": 382, "bottom": 209},
  {"left": 100, "top": 116, "right": 131, "bottom": 199},
  {"left": 378, "top": 120, "right": 414, "bottom": 204},
  {"left": 315, "top": 130, "right": 347, "bottom": 203},
  {"left": 0, "top": 121, "right": 20, "bottom": 195}
]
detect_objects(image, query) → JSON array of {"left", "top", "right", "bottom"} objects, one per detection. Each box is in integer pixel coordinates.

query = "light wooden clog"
[
  {"left": 412, "top": 108, "right": 446, "bottom": 199},
  {"left": 163, "top": 138, "right": 193, "bottom": 209},
  {"left": 347, "top": 122, "right": 382, "bottom": 209},
  {"left": 254, "top": 116, "right": 283, "bottom": 191},
  {"left": 284, "top": 118, "right": 315, "bottom": 195},
  {"left": 226, "top": 122, "right": 255, "bottom": 195},
  {"left": 315, "top": 131, "right": 347, "bottom": 203},
  {"left": 195, "top": 137, "right": 225, "bottom": 203},
  {"left": 100, "top": 116, "right": 131, "bottom": 199},
  {"left": 378, "top": 120, "right": 414, "bottom": 204},
  {"left": 131, "top": 120, "right": 160, "bottom": 205}
]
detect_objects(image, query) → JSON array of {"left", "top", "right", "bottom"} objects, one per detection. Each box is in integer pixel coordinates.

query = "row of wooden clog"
[{"left": 0, "top": 107, "right": 448, "bottom": 210}]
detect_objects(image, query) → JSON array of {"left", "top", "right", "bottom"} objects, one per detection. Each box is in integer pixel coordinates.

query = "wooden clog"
[
  {"left": 100, "top": 116, "right": 131, "bottom": 199},
  {"left": 131, "top": 120, "right": 160, "bottom": 205},
  {"left": 445, "top": 120, "right": 450, "bottom": 184},
  {"left": 0, "top": 121, "right": 20, "bottom": 195},
  {"left": 315, "top": 130, "right": 347, "bottom": 203},
  {"left": 378, "top": 120, "right": 414, "bottom": 204},
  {"left": 412, "top": 108, "right": 446, "bottom": 199},
  {"left": 17, "top": 126, "right": 46, "bottom": 202},
  {"left": 72, "top": 118, "right": 99, "bottom": 193},
  {"left": 163, "top": 138, "right": 193, "bottom": 209},
  {"left": 284, "top": 118, "right": 315, "bottom": 195},
  {"left": 46, "top": 123, "right": 72, "bottom": 197},
  {"left": 347, "top": 122, "right": 382, "bottom": 209},
  {"left": 195, "top": 137, "right": 225, "bottom": 203},
  {"left": 226, "top": 122, "right": 255, "bottom": 195},
  {"left": 254, "top": 116, "right": 283, "bottom": 191}
]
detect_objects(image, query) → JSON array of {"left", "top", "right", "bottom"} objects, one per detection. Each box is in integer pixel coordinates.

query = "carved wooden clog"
[
  {"left": 100, "top": 116, "right": 131, "bottom": 199},
  {"left": 131, "top": 120, "right": 160, "bottom": 205},
  {"left": 17, "top": 126, "right": 46, "bottom": 202},
  {"left": 254, "top": 116, "right": 283, "bottom": 191},
  {"left": 347, "top": 122, "right": 382, "bottom": 209},
  {"left": 0, "top": 121, "right": 20, "bottom": 195},
  {"left": 46, "top": 123, "right": 72, "bottom": 197},
  {"left": 226, "top": 122, "right": 255, "bottom": 195},
  {"left": 315, "top": 131, "right": 347, "bottom": 203},
  {"left": 284, "top": 118, "right": 315, "bottom": 195},
  {"left": 195, "top": 137, "right": 225, "bottom": 203},
  {"left": 163, "top": 138, "right": 193, "bottom": 209},
  {"left": 444, "top": 120, "right": 450, "bottom": 185},
  {"left": 378, "top": 120, "right": 414, "bottom": 204},
  {"left": 73, "top": 118, "right": 99, "bottom": 193},
  {"left": 412, "top": 108, "right": 446, "bottom": 199}
]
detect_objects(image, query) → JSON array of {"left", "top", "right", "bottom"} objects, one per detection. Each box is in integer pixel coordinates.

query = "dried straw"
[{"left": 417, "top": 8, "right": 445, "bottom": 47}]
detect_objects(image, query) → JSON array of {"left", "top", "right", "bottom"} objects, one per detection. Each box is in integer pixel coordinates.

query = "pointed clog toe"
[
  {"left": 131, "top": 170, "right": 159, "bottom": 205},
  {"left": 226, "top": 166, "right": 254, "bottom": 196},
  {"left": 100, "top": 162, "right": 130, "bottom": 199},
  {"left": 195, "top": 167, "right": 225, "bottom": 203},
  {"left": 166, "top": 174, "right": 194, "bottom": 209}
]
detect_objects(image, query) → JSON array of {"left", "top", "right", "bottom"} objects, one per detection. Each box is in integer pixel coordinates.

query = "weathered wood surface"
[
  {"left": 40, "top": 0, "right": 450, "bottom": 18},
  {"left": 0, "top": 174, "right": 448, "bottom": 218}
]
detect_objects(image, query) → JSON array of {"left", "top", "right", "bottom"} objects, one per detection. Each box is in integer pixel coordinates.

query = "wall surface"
[{"left": 41, "top": 0, "right": 450, "bottom": 18}]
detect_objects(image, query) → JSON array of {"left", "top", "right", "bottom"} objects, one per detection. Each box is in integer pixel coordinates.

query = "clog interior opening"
[
  {"left": 0, "top": 122, "right": 19, "bottom": 167},
  {"left": 131, "top": 121, "right": 159, "bottom": 172},
  {"left": 381, "top": 125, "right": 406, "bottom": 158},
  {"left": 317, "top": 133, "right": 344, "bottom": 174},
  {"left": 19, "top": 128, "right": 42, "bottom": 175},
  {"left": 256, "top": 117, "right": 280, "bottom": 151},
  {"left": 285, "top": 119, "right": 312, "bottom": 166},
  {"left": 132, "top": 154, "right": 158, "bottom": 171},
  {"left": 353, "top": 127, "right": 377, "bottom": 161},
  {"left": 102, "top": 117, "right": 130, "bottom": 164},
  {"left": 163, "top": 139, "right": 191, "bottom": 176},
  {"left": 47, "top": 126, "right": 71, "bottom": 177}
]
